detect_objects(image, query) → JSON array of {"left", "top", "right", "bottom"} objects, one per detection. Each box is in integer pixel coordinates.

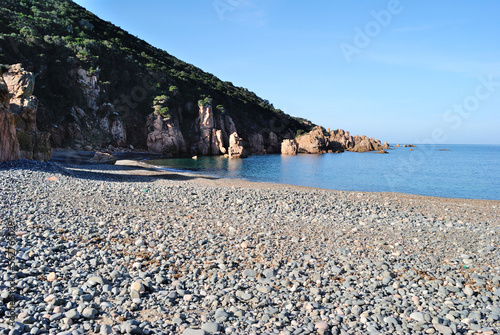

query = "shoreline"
[
  {"left": 53, "top": 148, "right": 500, "bottom": 203},
  {"left": 53, "top": 149, "right": 500, "bottom": 225},
  {"left": 62, "top": 157, "right": 500, "bottom": 226}
]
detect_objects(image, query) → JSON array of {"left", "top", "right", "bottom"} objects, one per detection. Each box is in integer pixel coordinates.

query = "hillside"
[
  {"left": 0, "top": 0, "right": 315, "bottom": 155},
  {"left": 0, "top": 0, "right": 387, "bottom": 161}
]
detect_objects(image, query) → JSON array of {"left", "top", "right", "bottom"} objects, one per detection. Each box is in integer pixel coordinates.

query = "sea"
[{"left": 147, "top": 144, "right": 500, "bottom": 200}]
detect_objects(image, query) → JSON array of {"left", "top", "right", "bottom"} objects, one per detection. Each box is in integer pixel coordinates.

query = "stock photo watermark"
[
  {"left": 213, "top": 0, "right": 245, "bottom": 21},
  {"left": 384, "top": 74, "right": 499, "bottom": 189},
  {"left": 340, "top": 0, "right": 407, "bottom": 63}
]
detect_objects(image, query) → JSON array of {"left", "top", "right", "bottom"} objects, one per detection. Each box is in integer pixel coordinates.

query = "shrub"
[{"left": 198, "top": 96, "right": 212, "bottom": 107}]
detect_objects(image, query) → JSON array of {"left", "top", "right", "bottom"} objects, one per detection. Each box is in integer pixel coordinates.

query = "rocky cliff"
[
  {"left": 0, "top": 1, "right": 387, "bottom": 161},
  {"left": 0, "top": 67, "right": 20, "bottom": 162},
  {"left": 0, "top": 64, "right": 51, "bottom": 162}
]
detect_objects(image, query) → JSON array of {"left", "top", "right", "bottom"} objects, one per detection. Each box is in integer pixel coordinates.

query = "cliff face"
[
  {"left": 0, "top": 69, "right": 20, "bottom": 162},
  {"left": 146, "top": 114, "right": 186, "bottom": 156},
  {"left": 0, "top": 64, "right": 51, "bottom": 162}
]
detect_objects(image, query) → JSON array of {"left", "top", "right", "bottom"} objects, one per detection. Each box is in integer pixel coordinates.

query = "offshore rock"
[
  {"left": 350, "top": 135, "right": 383, "bottom": 153},
  {"left": 281, "top": 139, "right": 298, "bottom": 155},
  {"left": 296, "top": 126, "right": 328, "bottom": 154},
  {"left": 228, "top": 132, "right": 247, "bottom": 158}
]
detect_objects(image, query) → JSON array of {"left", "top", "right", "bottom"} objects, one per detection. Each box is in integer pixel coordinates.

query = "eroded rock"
[
  {"left": 228, "top": 132, "right": 247, "bottom": 158},
  {"left": 281, "top": 139, "right": 298, "bottom": 155}
]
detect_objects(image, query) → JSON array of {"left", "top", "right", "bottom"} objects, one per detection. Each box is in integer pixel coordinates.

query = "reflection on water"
[{"left": 147, "top": 145, "right": 500, "bottom": 200}]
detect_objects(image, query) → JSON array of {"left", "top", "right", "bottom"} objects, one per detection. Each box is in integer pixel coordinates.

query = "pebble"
[
  {"left": 0, "top": 160, "right": 498, "bottom": 335},
  {"left": 201, "top": 322, "right": 220, "bottom": 333}
]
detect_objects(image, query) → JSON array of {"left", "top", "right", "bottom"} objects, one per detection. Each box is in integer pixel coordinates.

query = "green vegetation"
[
  {"left": 0, "top": 0, "right": 314, "bottom": 146},
  {"left": 198, "top": 97, "right": 212, "bottom": 107},
  {"left": 296, "top": 129, "right": 305, "bottom": 137},
  {"left": 153, "top": 94, "right": 170, "bottom": 118},
  {"left": 216, "top": 104, "right": 225, "bottom": 113}
]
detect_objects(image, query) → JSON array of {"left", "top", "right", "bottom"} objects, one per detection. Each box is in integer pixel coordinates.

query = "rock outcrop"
[
  {"left": 98, "top": 104, "right": 127, "bottom": 147},
  {"left": 194, "top": 102, "right": 240, "bottom": 156},
  {"left": 328, "top": 129, "right": 353, "bottom": 152},
  {"left": 146, "top": 113, "right": 186, "bottom": 155},
  {"left": 281, "top": 139, "right": 298, "bottom": 155},
  {"left": 196, "top": 103, "right": 215, "bottom": 155},
  {"left": 211, "top": 129, "right": 226, "bottom": 155},
  {"left": 70, "top": 67, "right": 100, "bottom": 111},
  {"left": 348, "top": 135, "right": 385, "bottom": 153},
  {"left": 1, "top": 64, "right": 51, "bottom": 161},
  {"left": 228, "top": 132, "right": 247, "bottom": 158},
  {"left": 0, "top": 69, "right": 20, "bottom": 162},
  {"left": 281, "top": 127, "right": 386, "bottom": 155},
  {"left": 296, "top": 126, "right": 328, "bottom": 154}
]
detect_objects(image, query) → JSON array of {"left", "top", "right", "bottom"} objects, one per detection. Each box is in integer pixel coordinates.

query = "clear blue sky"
[{"left": 73, "top": 0, "right": 500, "bottom": 144}]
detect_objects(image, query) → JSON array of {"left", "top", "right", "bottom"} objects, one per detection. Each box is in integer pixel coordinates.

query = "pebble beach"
[{"left": 1, "top": 158, "right": 499, "bottom": 335}]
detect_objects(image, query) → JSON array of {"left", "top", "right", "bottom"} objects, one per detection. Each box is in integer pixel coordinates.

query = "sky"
[{"left": 72, "top": 0, "right": 500, "bottom": 144}]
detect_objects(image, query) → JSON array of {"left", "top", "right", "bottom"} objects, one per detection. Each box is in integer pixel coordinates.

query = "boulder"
[
  {"left": 228, "top": 132, "right": 247, "bottom": 158},
  {"left": 328, "top": 129, "right": 353, "bottom": 151},
  {"left": 281, "top": 139, "right": 298, "bottom": 155},
  {"left": 89, "top": 152, "right": 117, "bottom": 165}
]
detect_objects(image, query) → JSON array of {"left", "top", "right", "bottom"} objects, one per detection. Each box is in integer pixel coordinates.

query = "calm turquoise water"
[{"left": 147, "top": 145, "right": 500, "bottom": 200}]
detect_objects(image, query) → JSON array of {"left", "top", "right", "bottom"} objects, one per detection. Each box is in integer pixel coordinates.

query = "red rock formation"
[
  {"left": 281, "top": 139, "right": 298, "bottom": 155},
  {"left": 0, "top": 70, "right": 20, "bottom": 161},
  {"left": 194, "top": 103, "right": 238, "bottom": 156},
  {"left": 296, "top": 126, "right": 328, "bottom": 154},
  {"left": 1, "top": 64, "right": 51, "bottom": 162},
  {"left": 228, "top": 132, "right": 247, "bottom": 158},
  {"left": 146, "top": 114, "right": 186, "bottom": 155}
]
